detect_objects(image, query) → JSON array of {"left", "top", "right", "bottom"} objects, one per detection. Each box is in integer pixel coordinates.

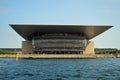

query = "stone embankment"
[{"left": 0, "top": 54, "right": 120, "bottom": 58}]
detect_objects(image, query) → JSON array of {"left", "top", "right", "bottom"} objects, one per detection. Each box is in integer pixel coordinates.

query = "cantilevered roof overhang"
[{"left": 10, "top": 24, "right": 112, "bottom": 40}]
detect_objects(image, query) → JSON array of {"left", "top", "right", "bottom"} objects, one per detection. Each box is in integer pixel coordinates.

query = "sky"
[{"left": 0, "top": 0, "right": 120, "bottom": 49}]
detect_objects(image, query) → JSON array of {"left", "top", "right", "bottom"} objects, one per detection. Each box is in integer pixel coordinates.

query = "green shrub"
[
  {"left": 95, "top": 49, "right": 120, "bottom": 54},
  {"left": 0, "top": 50, "right": 17, "bottom": 54}
]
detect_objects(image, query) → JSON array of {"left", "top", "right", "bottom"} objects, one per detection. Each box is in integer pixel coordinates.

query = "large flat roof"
[{"left": 10, "top": 24, "right": 112, "bottom": 40}]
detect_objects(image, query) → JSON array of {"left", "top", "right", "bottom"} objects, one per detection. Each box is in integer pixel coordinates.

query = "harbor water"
[{"left": 0, "top": 58, "right": 120, "bottom": 80}]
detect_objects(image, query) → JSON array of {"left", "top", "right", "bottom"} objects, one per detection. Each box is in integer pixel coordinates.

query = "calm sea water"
[{"left": 0, "top": 58, "right": 120, "bottom": 80}]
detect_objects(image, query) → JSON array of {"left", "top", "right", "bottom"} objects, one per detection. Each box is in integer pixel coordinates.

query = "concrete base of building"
[
  {"left": 22, "top": 41, "right": 34, "bottom": 54},
  {"left": 83, "top": 41, "right": 95, "bottom": 55}
]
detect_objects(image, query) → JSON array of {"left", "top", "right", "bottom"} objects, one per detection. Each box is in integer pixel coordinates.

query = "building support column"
[
  {"left": 83, "top": 41, "right": 95, "bottom": 55},
  {"left": 22, "top": 41, "right": 34, "bottom": 54}
]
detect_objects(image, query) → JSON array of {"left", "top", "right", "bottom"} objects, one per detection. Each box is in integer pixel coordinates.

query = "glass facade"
[{"left": 32, "top": 34, "right": 87, "bottom": 54}]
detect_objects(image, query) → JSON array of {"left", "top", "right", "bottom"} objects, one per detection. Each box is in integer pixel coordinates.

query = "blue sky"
[{"left": 0, "top": 0, "right": 120, "bottom": 48}]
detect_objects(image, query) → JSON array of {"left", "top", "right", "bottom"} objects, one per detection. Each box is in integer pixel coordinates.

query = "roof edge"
[{"left": 9, "top": 24, "right": 113, "bottom": 27}]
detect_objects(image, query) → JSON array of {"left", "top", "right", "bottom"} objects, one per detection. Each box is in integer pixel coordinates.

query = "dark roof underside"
[{"left": 10, "top": 24, "right": 112, "bottom": 40}]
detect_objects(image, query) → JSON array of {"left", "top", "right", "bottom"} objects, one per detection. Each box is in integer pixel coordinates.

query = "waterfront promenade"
[{"left": 0, "top": 54, "right": 119, "bottom": 58}]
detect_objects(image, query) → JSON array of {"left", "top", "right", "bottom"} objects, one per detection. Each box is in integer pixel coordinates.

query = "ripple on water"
[{"left": 0, "top": 58, "right": 120, "bottom": 80}]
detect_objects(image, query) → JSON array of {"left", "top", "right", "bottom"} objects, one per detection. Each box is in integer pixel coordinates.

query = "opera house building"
[{"left": 10, "top": 24, "right": 112, "bottom": 55}]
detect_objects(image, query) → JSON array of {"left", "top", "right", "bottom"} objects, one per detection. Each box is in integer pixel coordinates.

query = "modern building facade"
[{"left": 10, "top": 24, "right": 112, "bottom": 55}]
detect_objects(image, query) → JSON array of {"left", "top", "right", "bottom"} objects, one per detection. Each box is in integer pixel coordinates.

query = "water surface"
[{"left": 0, "top": 58, "right": 120, "bottom": 80}]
